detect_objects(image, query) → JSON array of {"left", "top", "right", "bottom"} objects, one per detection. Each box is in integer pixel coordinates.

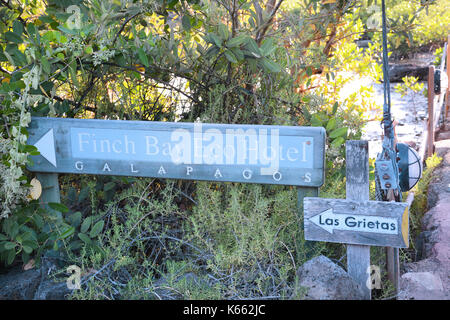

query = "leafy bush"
[{"left": 365, "top": 0, "right": 450, "bottom": 56}]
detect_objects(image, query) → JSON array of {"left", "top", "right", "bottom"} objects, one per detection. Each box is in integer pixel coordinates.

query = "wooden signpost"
[
  {"left": 27, "top": 118, "right": 410, "bottom": 300},
  {"left": 304, "top": 141, "right": 410, "bottom": 300}
]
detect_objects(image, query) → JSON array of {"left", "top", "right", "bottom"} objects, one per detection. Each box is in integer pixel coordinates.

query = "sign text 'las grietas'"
[
  {"left": 304, "top": 197, "right": 409, "bottom": 248},
  {"left": 27, "top": 117, "right": 326, "bottom": 187}
]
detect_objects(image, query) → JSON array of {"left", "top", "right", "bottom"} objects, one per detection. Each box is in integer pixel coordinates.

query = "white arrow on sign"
[
  {"left": 309, "top": 208, "right": 398, "bottom": 235},
  {"left": 34, "top": 129, "right": 57, "bottom": 167}
]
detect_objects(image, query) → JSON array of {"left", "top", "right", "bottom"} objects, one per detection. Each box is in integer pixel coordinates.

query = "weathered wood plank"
[
  {"left": 427, "top": 66, "right": 435, "bottom": 158},
  {"left": 27, "top": 117, "right": 326, "bottom": 187},
  {"left": 346, "top": 140, "right": 371, "bottom": 300}
]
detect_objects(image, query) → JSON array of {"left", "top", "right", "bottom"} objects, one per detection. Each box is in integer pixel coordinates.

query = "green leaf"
[
  {"left": 230, "top": 48, "right": 244, "bottom": 61},
  {"left": 0, "top": 233, "right": 8, "bottom": 241},
  {"left": 59, "top": 226, "right": 75, "bottom": 240},
  {"left": 78, "top": 232, "right": 91, "bottom": 244},
  {"left": 261, "top": 58, "right": 281, "bottom": 73},
  {"left": 182, "top": 15, "right": 191, "bottom": 31},
  {"left": 209, "top": 33, "right": 222, "bottom": 48},
  {"left": 326, "top": 118, "right": 336, "bottom": 131},
  {"left": 41, "top": 56, "right": 51, "bottom": 74},
  {"left": 57, "top": 25, "right": 78, "bottom": 35},
  {"left": 260, "top": 38, "right": 276, "bottom": 56},
  {"left": 23, "top": 245, "right": 32, "bottom": 254},
  {"left": 69, "top": 211, "right": 82, "bottom": 228},
  {"left": 137, "top": 47, "right": 149, "bottom": 68},
  {"left": 6, "top": 249, "right": 15, "bottom": 265},
  {"left": 311, "top": 114, "right": 322, "bottom": 127},
  {"left": 227, "top": 35, "right": 247, "bottom": 48},
  {"left": 69, "top": 59, "right": 79, "bottom": 87},
  {"left": 224, "top": 49, "right": 238, "bottom": 63},
  {"left": 89, "top": 220, "right": 104, "bottom": 238},
  {"left": 329, "top": 127, "right": 348, "bottom": 139},
  {"left": 218, "top": 24, "right": 229, "bottom": 40},
  {"left": 4, "top": 242, "right": 16, "bottom": 250},
  {"left": 245, "top": 37, "right": 261, "bottom": 57},
  {"left": 104, "top": 182, "right": 116, "bottom": 192},
  {"left": 85, "top": 45, "right": 93, "bottom": 54},
  {"left": 331, "top": 136, "right": 345, "bottom": 148},
  {"left": 332, "top": 102, "right": 339, "bottom": 115},
  {"left": 80, "top": 217, "right": 92, "bottom": 234},
  {"left": 27, "top": 23, "right": 37, "bottom": 38},
  {"left": 48, "top": 202, "right": 69, "bottom": 213},
  {"left": 5, "top": 32, "right": 22, "bottom": 44},
  {"left": 13, "top": 21, "right": 24, "bottom": 37}
]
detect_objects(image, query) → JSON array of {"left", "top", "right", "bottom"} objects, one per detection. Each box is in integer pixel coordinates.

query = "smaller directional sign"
[{"left": 304, "top": 197, "right": 409, "bottom": 248}]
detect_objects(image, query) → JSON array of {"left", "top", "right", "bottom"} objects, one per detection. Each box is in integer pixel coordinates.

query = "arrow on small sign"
[
  {"left": 309, "top": 208, "right": 398, "bottom": 235},
  {"left": 34, "top": 129, "right": 57, "bottom": 167}
]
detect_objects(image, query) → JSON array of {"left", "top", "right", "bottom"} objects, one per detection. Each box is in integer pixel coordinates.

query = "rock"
[
  {"left": 0, "top": 266, "right": 41, "bottom": 300},
  {"left": 34, "top": 279, "right": 72, "bottom": 300},
  {"left": 388, "top": 63, "right": 429, "bottom": 82},
  {"left": 296, "top": 255, "right": 365, "bottom": 300},
  {"left": 0, "top": 257, "right": 74, "bottom": 300},
  {"left": 398, "top": 272, "right": 447, "bottom": 300}
]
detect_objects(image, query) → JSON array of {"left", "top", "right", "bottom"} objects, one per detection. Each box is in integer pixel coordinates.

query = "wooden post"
[
  {"left": 427, "top": 65, "right": 435, "bottom": 158},
  {"left": 346, "top": 140, "right": 371, "bottom": 300},
  {"left": 385, "top": 234, "right": 400, "bottom": 293},
  {"left": 36, "top": 172, "right": 61, "bottom": 217},
  {"left": 445, "top": 35, "right": 449, "bottom": 117}
]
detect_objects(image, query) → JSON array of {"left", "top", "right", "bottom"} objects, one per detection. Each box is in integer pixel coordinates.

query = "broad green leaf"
[
  {"left": 218, "top": 24, "right": 229, "bottom": 40},
  {"left": 0, "top": 234, "right": 7, "bottom": 241},
  {"left": 260, "top": 38, "right": 276, "bottom": 56},
  {"left": 137, "top": 47, "right": 149, "bottom": 67},
  {"left": 326, "top": 118, "right": 336, "bottom": 131},
  {"left": 89, "top": 221, "right": 104, "bottom": 238},
  {"left": 13, "top": 21, "right": 24, "bottom": 37},
  {"left": 23, "top": 245, "right": 32, "bottom": 254},
  {"left": 227, "top": 35, "right": 247, "bottom": 48},
  {"left": 5, "top": 32, "right": 22, "bottom": 44},
  {"left": 6, "top": 249, "right": 15, "bottom": 265},
  {"left": 224, "top": 50, "right": 237, "bottom": 63},
  {"left": 27, "top": 23, "right": 37, "bottom": 37},
  {"left": 41, "top": 56, "right": 51, "bottom": 74},
  {"left": 182, "top": 15, "right": 191, "bottom": 31},
  {"left": 209, "top": 33, "right": 222, "bottom": 48},
  {"left": 70, "top": 211, "right": 82, "bottom": 228},
  {"left": 48, "top": 202, "right": 69, "bottom": 213},
  {"left": 331, "top": 136, "right": 345, "bottom": 148},
  {"left": 261, "top": 58, "right": 281, "bottom": 73},
  {"left": 329, "top": 127, "right": 348, "bottom": 139},
  {"left": 78, "top": 233, "right": 91, "bottom": 244},
  {"left": 245, "top": 37, "right": 261, "bottom": 57},
  {"left": 80, "top": 217, "right": 92, "bottom": 234},
  {"left": 230, "top": 47, "right": 244, "bottom": 61},
  {"left": 57, "top": 25, "right": 78, "bottom": 35},
  {"left": 4, "top": 242, "right": 16, "bottom": 250},
  {"left": 311, "top": 114, "right": 322, "bottom": 127}
]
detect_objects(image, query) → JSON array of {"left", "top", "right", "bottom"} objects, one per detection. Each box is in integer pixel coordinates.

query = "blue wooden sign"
[{"left": 27, "top": 117, "right": 326, "bottom": 186}]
